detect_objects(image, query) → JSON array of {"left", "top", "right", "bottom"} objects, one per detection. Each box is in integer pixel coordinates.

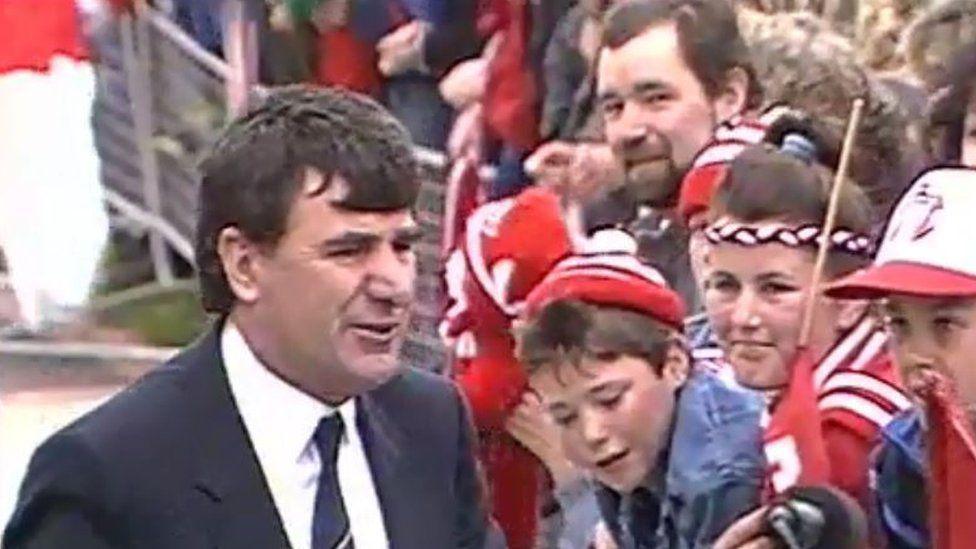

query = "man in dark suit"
[{"left": 3, "top": 86, "right": 494, "bottom": 549}]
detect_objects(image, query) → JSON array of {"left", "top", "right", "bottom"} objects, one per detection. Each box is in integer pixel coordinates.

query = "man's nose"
[
  {"left": 366, "top": 244, "right": 414, "bottom": 305},
  {"left": 618, "top": 123, "right": 650, "bottom": 152}
]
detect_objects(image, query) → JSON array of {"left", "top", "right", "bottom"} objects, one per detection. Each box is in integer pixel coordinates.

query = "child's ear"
[{"left": 661, "top": 339, "right": 690, "bottom": 389}]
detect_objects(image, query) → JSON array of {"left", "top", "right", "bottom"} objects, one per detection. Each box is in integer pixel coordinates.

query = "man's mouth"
[{"left": 348, "top": 321, "right": 401, "bottom": 345}]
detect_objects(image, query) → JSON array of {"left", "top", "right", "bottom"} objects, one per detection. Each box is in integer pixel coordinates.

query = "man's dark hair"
[
  {"left": 195, "top": 86, "right": 420, "bottom": 314},
  {"left": 517, "top": 299, "right": 675, "bottom": 376},
  {"left": 602, "top": 0, "right": 762, "bottom": 110}
]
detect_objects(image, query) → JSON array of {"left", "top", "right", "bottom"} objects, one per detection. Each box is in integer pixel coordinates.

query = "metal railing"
[{"left": 80, "top": 5, "right": 451, "bottom": 370}]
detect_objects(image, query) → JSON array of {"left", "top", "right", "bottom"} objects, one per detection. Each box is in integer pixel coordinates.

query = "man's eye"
[
  {"left": 597, "top": 394, "right": 623, "bottom": 409},
  {"left": 326, "top": 246, "right": 366, "bottom": 259},
  {"left": 637, "top": 91, "right": 669, "bottom": 106},
  {"left": 600, "top": 99, "right": 624, "bottom": 118},
  {"left": 393, "top": 240, "right": 417, "bottom": 254}
]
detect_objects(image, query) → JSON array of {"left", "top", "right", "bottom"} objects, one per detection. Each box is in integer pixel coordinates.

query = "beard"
[
  {"left": 622, "top": 159, "right": 682, "bottom": 208},
  {"left": 614, "top": 132, "right": 685, "bottom": 209}
]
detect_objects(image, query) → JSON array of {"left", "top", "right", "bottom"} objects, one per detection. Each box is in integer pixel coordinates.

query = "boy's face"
[
  {"left": 883, "top": 296, "right": 976, "bottom": 421},
  {"left": 529, "top": 352, "right": 686, "bottom": 492}
]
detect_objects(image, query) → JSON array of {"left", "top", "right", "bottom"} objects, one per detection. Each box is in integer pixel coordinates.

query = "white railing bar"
[
  {"left": 144, "top": 6, "right": 231, "bottom": 80},
  {"left": 0, "top": 340, "right": 179, "bottom": 363},
  {"left": 103, "top": 188, "right": 195, "bottom": 264}
]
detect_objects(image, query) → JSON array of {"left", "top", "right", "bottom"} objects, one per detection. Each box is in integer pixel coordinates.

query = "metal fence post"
[{"left": 120, "top": 3, "right": 175, "bottom": 286}]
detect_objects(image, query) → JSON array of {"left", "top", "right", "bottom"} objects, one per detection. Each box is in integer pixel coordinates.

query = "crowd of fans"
[{"left": 154, "top": 1, "right": 976, "bottom": 549}]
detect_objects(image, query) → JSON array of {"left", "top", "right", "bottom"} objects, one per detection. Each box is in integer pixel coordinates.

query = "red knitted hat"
[{"left": 524, "top": 241, "right": 686, "bottom": 330}]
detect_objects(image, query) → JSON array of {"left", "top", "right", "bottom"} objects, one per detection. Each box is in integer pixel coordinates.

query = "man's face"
[
  {"left": 247, "top": 174, "right": 420, "bottom": 402},
  {"left": 883, "top": 296, "right": 976, "bottom": 421},
  {"left": 596, "top": 23, "right": 727, "bottom": 208},
  {"left": 961, "top": 95, "right": 976, "bottom": 167},
  {"left": 529, "top": 354, "right": 682, "bottom": 492}
]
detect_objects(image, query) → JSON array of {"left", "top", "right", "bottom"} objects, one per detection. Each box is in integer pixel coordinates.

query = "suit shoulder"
[
  {"left": 384, "top": 367, "right": 460, "bottom": 402},
  {"left": 51, "top": 348, "right": 205, "bottom": 458},
  {"left": 369, "top": 368, "right": 468, "bottom": 435}
]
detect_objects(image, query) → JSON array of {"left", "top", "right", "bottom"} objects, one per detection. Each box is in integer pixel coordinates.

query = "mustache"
[{"left": 613, "top": 131, "right": 674, "bottom": 164}]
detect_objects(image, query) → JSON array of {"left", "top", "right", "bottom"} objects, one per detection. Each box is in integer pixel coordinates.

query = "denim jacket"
[{"left": 596, "top": 368, "right": 765, "bottom": 548}]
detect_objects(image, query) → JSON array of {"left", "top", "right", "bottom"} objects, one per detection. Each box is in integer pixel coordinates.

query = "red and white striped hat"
[
  {"left": 677, "top": 108, "right": 786, "bottom": 224},
  {"left": 523, "top": 230, "right": 686, "bottom": 329}
]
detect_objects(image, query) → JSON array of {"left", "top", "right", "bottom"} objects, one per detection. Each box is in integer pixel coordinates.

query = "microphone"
[{"left": 764, "top": 486, "right": 868, "bottom": 549}]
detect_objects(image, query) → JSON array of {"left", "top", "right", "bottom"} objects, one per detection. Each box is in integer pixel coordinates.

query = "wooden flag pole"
[{"left": 798, "top": 98, "right": 866, "bottom": 348}]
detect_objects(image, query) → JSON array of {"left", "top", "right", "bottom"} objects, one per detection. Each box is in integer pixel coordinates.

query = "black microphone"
[{"left": 763, "top": 486, "right": 868, "bottom": 549}]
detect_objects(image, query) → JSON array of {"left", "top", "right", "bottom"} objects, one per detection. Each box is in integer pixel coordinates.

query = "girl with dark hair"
[{"left": 701, "top": 144, "right": 912, "bottom": 512}]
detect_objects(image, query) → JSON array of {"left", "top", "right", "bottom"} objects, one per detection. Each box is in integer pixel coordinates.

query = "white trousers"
[{"left": 0, "top": 56, "right": 109, "bottom": 328}]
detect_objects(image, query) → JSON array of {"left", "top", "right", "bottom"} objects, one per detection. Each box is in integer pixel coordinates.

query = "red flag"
[
  {"left": 762, "top": 349, "right": 832, "bottom": 498},
  {"left": 483, "top": 0, "right": 539, "bottom": 152},
  {"left": 919, "top": 372, "right": 976, "bottom": 549}
]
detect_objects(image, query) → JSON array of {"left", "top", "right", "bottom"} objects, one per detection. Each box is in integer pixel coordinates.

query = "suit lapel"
[
  {"left": 181, "top": 323, "right": 290, "bottom": 549},
  {"left": 357, "top": 389, "right": 418, "bottom": 548}
]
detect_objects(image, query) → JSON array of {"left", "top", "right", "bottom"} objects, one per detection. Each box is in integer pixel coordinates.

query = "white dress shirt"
[{"left": 221, "top": 322, "right": 390, "bottom": 549}]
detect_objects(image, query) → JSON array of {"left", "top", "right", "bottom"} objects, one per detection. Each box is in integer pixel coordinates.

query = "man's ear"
[
  {"left": 712, "top": 67, "right": 751, "bottom": 123},
  {"left": 216, "top": 226, "right": 264, "bottom": 305},
  {"left": 662, "top": 338, "right": 691, "bottom": 389}
]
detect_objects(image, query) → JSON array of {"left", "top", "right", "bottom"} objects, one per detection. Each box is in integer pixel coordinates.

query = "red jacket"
[
  {"left": 442, "top": 187, "right": 570, "bottom": 549},
  {"left": 762, "top": 317, "right": 912, "bottom": 509}
]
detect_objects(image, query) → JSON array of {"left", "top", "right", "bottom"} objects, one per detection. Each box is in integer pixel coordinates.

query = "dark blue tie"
[{"left": 312, "top": 415, "right": 352, "bottom": 549}]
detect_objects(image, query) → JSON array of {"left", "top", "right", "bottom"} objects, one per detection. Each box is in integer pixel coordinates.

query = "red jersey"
[
  {"left": 440, "top": 187, "right": 570, "bottom": 549},
  {"left": 441, "top": 187, "right": 571, "bottom": 427},
  {"left": 762, "top": 317, "right": 912, "bottom": 506}
]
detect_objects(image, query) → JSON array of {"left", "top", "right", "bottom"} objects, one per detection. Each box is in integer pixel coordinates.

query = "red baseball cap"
[{"left": 827, "top": 167, "right": 976, "bottom": 299}]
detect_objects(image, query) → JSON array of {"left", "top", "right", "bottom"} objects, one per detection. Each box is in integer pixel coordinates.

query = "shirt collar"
[{"left": 221, "top": 320, "right": 354, "bottom": 465}]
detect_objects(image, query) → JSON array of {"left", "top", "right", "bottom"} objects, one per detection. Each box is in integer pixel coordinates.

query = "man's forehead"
[
  {"left": 331, "top": 210, "right": 418, "bottom": 236},
  {"left": 597, "top": 22, "right": 682, "bottom": 89}
]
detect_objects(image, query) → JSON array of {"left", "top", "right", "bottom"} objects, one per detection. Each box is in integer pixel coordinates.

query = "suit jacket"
[{"left": 3, "top": 323, "right": 493, "bottom": 549}]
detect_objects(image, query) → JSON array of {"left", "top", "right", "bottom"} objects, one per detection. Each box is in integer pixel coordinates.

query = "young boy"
[
  {"left": 826, "top": 166, "right": 976, "bottom": 549},
  {"left": 517, "top": 238, "right": 764, "bottom": 548}
]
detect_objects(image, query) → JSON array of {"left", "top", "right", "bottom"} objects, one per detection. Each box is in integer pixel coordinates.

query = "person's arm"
[
  {"left": 450, "top": 383, "right": 498, "bottom": 548},
  {"left": 3, "top": 432, "right": 116, "bottom": 549}
]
